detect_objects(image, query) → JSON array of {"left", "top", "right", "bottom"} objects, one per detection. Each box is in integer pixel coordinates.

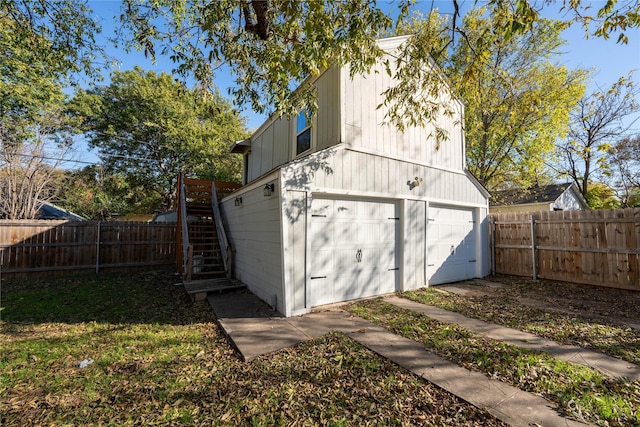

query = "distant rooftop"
[{"left": 490, "top": 183, "right": 574, "bottom": 207}]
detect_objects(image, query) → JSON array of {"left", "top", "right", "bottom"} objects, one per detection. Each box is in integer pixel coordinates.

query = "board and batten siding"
[
  {"left": 315, "top": 66, "right": 341, "bottom": 151},
  {"left": 282, "top": 147, "right": 486, "bottom": 207},
  {"left": 246, "top": 117, "right": 290, "bottom": 183},
  {"left": 244, "top": 67, "right": 342, "bottom": 183},
  {"left": 221, "top": 180, "right": 284, "bottom": 311},
  {"left": 282, "top": 189, "right": 309, "bottom": 316},
  {"left": 341, "top": 55, "right": 465, "bottom": 172},
  {"left": 403, "top": 200, "right": 427, "bottom": 290}
]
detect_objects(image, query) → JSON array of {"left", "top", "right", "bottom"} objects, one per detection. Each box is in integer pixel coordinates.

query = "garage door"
[
  {"left": 309, "top": 197, "right": 398, "bottom": 307},
  {"left": 427, "top": 205, "right": 477, "bottom": 284}
]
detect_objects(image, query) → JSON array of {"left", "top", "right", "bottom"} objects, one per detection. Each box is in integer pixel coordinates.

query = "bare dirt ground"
[{"left": 441, "top": 275, "right": 640, "bottom": 329}]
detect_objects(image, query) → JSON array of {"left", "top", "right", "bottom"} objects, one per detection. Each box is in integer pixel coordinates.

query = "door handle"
[{"left": 356, "top": 249, "right": 362, "bottom": 263}]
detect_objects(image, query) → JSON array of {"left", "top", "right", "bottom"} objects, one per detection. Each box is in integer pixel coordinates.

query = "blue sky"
[{"left": 74, "top": 0, "right": 640, "bottom": 165}]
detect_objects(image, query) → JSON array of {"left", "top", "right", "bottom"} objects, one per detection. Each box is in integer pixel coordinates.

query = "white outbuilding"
[{"left": 221, "top": 35, "right": 490, "bottom": 317}]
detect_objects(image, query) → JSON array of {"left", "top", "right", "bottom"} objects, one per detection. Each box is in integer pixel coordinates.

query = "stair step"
[
  {"left": 191, "top": 248, "right": 220, "bottom": 253},
  {"left": 182, "top": 278, "right": 244, "bottom": 301},
  {"left": 191, "top": 263, "right": 224, "bottom": 268},
  {"left": 192, "top": 260, "right": 223, "bottom": 266}
]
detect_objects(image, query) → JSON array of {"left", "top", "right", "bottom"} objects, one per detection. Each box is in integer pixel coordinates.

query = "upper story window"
[{"left": 296, "top": 110, "right": 312, "bottom": 155}]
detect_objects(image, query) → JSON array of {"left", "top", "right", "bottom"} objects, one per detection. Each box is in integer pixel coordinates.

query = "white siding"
[
  {"left": 282, "top": 190, "right": 308, "bottom": 316},
  {"left": 272, "top": 118, "right": 290, "bottom": 171},
  {"left": 244, "top": 68, "right": 341, "bottom": 183},
  {"left": 403, "top": 200, "right": 426, "bottom": 290},
  {"left": 282, "top": 147, "right": 487, "bottom": 207},
  {"left": 341, "top": 55, "right": 466, "bottom": 172},
  {"left": 242, "top": 37, "right": 466, "bottom": 187},
  {"left": 221, "top": 179, "right": 284, "bottom": 311},
  {"left": 315, "top": 67, "right": 341, "bottom": 150},
  {"left": 554, "top": 189, "right": 585, "bottom": 211}
]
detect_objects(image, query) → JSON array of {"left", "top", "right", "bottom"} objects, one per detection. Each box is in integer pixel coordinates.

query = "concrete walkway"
[
  {"left": 386, "top": 295, "right": 640, "bottom": 381},
  {"left": 207, "top": 291, "right": 596, "bottom": 427}
]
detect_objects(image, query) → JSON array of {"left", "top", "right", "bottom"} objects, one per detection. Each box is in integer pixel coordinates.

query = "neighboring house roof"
[
  {"left": 490, "top": 182, "right": 588, "bottom": 211},
  {"left": 35, "top": 200, "right": 86, "bottom": 221},
  {"left": 152, "top": 211, "right": 200, "bottom": 222}
]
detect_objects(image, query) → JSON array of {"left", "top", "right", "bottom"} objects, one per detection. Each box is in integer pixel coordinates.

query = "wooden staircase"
[{"left": 176, "top": 175, "right": 243, "bottom": 299}]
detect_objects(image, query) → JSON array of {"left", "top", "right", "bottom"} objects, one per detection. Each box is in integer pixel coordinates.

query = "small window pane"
[
  {"left": 296, "top": 128, "right": 311, "bottom": 154},
  {"left": 297, "top": 110, "right": 310, "bottom": 134}
]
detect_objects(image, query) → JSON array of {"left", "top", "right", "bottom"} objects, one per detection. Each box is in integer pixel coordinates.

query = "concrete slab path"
[
  {"left": 386, "top": 295, "right": 640, "bottom": 381},
  {"left": 349, "top": 325, "right": 590, "bottom": 427},
  {"left": 207, "top": 291, "right": 594, "bottom": 427}
]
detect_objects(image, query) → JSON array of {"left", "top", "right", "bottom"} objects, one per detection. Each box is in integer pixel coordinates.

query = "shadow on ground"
[{"left": 0, "top": 269, "right": 210, "bottom": 326}]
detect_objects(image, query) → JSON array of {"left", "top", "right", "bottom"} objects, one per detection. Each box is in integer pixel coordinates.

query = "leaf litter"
[{"left": 1, "top": 270, "right": 507, "bottom": 426}]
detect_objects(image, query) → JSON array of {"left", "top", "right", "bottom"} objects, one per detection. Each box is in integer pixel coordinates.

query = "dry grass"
[{"left": 1, "top": 270, "right": 506, "bottom": 426}]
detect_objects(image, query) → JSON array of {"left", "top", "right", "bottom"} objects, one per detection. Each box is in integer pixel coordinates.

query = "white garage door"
[
  {"left": 309, "top": 197, "right": 398, "bottom": 307},
  {"left": 427, "top": 205, "right": 477, "bottom": 284}
]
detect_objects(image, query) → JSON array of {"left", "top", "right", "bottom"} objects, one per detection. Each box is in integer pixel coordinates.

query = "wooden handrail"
[{"left": 177, "top": 174, "right": 240, "bottom": 280}]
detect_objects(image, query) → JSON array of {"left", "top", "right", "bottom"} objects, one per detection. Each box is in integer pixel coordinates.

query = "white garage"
[
  {"left": 309, "top": 197, "right": 399, "bottom": 307},
  {"left": 427, "top": 205, "right": 478, "bottom": 284},
  {"left": 221, "top": 35, "right": 491, "bottom": 317}
]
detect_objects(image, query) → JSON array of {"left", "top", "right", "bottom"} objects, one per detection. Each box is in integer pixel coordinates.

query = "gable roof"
[
  {"left": 35, "top": 200, "right": 86, "bottom": 221},
  {"left": 490, "top": 182, "right": 582, "bottom": 207}
]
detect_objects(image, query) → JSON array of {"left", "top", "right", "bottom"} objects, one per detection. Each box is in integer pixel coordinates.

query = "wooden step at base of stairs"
[{"left": 183, "top": 278, "right": 245, "bottom": 302}]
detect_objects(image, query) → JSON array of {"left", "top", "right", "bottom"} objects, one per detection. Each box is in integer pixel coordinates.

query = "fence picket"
[
  {"left": 0, "top": 220, "right": 176, "bottom": 278},
  {"left": 492, "top": 208, "right": 640, "bottom": 290}
]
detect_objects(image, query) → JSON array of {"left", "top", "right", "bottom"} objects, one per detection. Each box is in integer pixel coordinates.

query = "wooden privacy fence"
[
  {"left": 491, "top": 208, "right": 640, "bottom": 291},
  {"left": 0, "top": 220, "right": 176, "bottom": 278}
]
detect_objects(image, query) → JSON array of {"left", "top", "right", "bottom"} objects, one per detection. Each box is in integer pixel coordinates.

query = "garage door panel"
[
  {"left": 311, "top": 199, "right": 332, "bottom": 216},
  {"left": 310, "top": 197, "right": 398, "bottom": 307},
  {"left": 335, "top": 248, "right": 359, "bottom": 271},
  {"left": 334, "top": 199, "right": 358, "bottom": 217},
  {"left": 427, "top": 205, "right": 477, "bottom": 284},
  {"left": 358, "top": 222, "right": 381, "bottom": 243},
  {"left": 310, "top": 221, "right": 333, "bottom": 248},
  {"left": 311, "top": 248, "right": 334, "bottom": 275},
  {"left": 311, "top": 277, "right": 333, "bottom": 306}
]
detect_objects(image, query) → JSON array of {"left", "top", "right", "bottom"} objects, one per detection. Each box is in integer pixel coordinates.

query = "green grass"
[
  {"left": 402, "top": 286, "right": 640, "bottom": 364},
  {"left": 348, "top": 298, "right": 640, "bottom": 427},
  {"left": 1, "top": 270, "right": 506, "bottom": 426}
]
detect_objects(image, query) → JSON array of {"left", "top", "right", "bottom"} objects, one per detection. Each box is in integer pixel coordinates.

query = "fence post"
[
  {"left": 96, "top": 221, "right": 101, "bottom": 273},
  {"left": 490, "top": 216, "right": 496, "bottom": 275},
  {"left": 530, "top": 215, "right": 537, "bottom": 280}
]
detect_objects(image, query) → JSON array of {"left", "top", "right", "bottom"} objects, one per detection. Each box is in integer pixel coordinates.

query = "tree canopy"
[
  {"left": 57, "top": 166, "right": 151, "bottom": 220},
  {"left": 0, "top": 0, "right": 103, "bottom": 218},
  {"left": 394, "top": 9, "right": 587, "bottom": 191},
  {"left": 73, "top": 67, "right": 248, "bottom": 210},
  {"left": 3, "top": 0, "right": 639, "bottom": 215},
  {"left": 115, "top": 0, "right": 638, "bottom": 121}
]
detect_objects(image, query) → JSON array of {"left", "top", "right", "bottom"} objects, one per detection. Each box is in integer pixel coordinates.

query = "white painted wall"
[
  {"left": 244, "top": 66, "right": 341, "bottom": 183},
  {"left": 278, "top": 147, "right": 490, "bottom": 315},
  {"left": 282, "top": 189, "right": 308, "bottom": 316},
  {"left": 221, "top": 176, "right": 284, "bottom": 312},
  {"left": 341, "top": 40, "right": 466, "bottom": 172},
  {"left": 242, "top": 36, "right": 467, "bottom": 186},
  {"left": 403, "top": 199, "right": 426, "bottom": 290},
  {"left": 554, "top": 188, "right": 586, "bottom": 211},
  {"left": 281, "top": 147, "right": 487, "bottom": 207}
]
